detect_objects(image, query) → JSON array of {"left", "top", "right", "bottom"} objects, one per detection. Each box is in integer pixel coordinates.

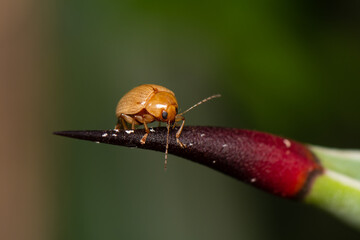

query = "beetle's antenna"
[
  {"left": 178, "top": 94, "right": 221, "bottom": 116},
  {"left": 164, "top": 120, "right": 170, "bottom": 170}
]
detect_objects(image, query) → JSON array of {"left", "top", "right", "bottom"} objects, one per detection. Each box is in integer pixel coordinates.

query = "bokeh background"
[{"left": 1, "top": 0, "right": 360, "bottom": 239}]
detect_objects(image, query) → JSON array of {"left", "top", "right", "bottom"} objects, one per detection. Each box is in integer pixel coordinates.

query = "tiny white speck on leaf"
[
  {"left": 125, "top": 130, "right": 134, "bottom": 134},
  {"left": 188, "top": 143, "right": 193, "bottom": 146},
  {"left": 222, "top": 144, "right": 228, "bottom": 147},
  {"left": 112, "top": 134, "right": 117, "bottom": 137},
  {"left": 102, "top": 133, "right": 108, "bottom": 137},
  {"left": 114, "top": 129, "right": 120, "bottom": 132},
  {"left": 150, "top": 128, "right": 155, "bottom": 132},
  {"left": 200, "top": 133, "right": 205, "bottom": 137},
  {"left": 251, "top": 178, "right": 256, "bottom": 183},
  {"left": 212, "top": 160, "right": 216, "bottom": 163},
  {"left": 283, "top": 139, "right": 291, "bottom": 148},
  {"left": 95, "top": 141, "right": 100, "bottom": 144}
]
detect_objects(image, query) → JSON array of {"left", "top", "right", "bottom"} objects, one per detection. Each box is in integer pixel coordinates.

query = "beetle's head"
[
  {"left": 147, "top": 91, "right": 179, "bottom": 122},
  {"left": 162, "top": 104, "right": 178, "bottom": 122}
]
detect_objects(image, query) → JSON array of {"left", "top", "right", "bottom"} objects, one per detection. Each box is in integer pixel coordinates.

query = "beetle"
[{"left": 115, "top": 84, "right": 220, "bottom": 167}]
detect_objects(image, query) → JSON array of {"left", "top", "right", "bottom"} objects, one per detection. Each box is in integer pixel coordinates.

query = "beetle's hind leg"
[
  {"left": 115, "top": 118, "right": 128, "bottom": 130},
  {"left": 117, "top": 113, "right": 139, "bottom": 131},
  {"left": 115, "top": 120, "right": 121, "bottom": 130}
]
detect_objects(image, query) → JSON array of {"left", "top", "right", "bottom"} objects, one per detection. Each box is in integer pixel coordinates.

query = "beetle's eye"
[{"left": 162, "top": 111, "right": 168, "bottom": 119}]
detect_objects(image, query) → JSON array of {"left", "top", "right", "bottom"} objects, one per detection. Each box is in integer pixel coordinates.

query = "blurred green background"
[{"left": 2, "top": 0, "right": 360, "bottom": 239}]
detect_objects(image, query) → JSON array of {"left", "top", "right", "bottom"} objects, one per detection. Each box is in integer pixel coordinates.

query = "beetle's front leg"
[{"left": 175, "top": 115, "right": 186, "bottom": 148}]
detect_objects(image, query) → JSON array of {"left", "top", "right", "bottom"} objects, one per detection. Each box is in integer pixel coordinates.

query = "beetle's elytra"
[{"left": 115, "top": 84, "right": 220, "bottom": 168}]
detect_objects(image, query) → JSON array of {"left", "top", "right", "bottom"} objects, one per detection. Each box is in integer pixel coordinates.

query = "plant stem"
[
  {"left": 54, "top": 126, "right": 360, "bottom": 230},
  {"left": 306, "top": 146, "right": 360, "bottom": 230},
  {"left": 54, "top": 126, "right": 323, "bottom": 199}
]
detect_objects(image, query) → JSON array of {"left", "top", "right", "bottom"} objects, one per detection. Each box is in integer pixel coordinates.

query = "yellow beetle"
[{"left": 115, "top": 84, "right": 220, "bottom": 167}]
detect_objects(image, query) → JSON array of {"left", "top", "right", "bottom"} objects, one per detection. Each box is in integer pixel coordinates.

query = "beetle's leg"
[
  {"left": 140, "top": 122, "right": 150, "bottom": 144},
  {"left": 115, "top": 117, "right": 128, "bottom": 130},
  {"left": 121, "top": 118, "right": 128, "bottom": 130},
  {"left": 134, "top": 114, "right": 155, "bottom": 124},
  {"left": 176, "top": 120, "right": 186, "bottom": 148},
  {"left": 115, "top": 119, "right": 122, "bottom": 130},
  {"left": 121, "top": 114, "right": 133, "bottom": 124},
  {"left": 175, "top": 115, "right": 186, "bottom": 148},
  {"left": 131, "top": 119, "right": 136, "bottom": 130},
  {"left": 120, "top": 114, "right": 139, "bottom": 130},
  {"left": 134, "top": 114, "right": 155, "bottom": 144},
  {"left": 143, "top": 114, "right": 156, "bottom": 123}
]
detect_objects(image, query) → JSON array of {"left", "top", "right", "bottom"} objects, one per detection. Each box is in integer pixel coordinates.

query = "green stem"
[{"left": 306, "top": 146, "right": 360, "bottom": 230}]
